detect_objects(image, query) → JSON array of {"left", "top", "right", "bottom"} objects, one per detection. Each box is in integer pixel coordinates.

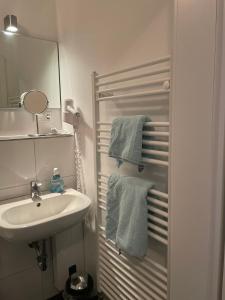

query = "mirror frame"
[{"left": 21, "top": 90, "right": 49, "bottom": 114}]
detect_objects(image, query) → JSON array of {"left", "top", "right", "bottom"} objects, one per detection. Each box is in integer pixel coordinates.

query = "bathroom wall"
[
  {"left": 0, "top": 1, "right": 77, "bottom": 299},
  {"left": 170, "top": 1, "right": 224, "bottom": 300},
  {"left": 56, "top": 0, "right": 172, "bottom": 286}
]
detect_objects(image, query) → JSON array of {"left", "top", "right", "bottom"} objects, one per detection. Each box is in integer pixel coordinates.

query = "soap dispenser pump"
[{"left": 49, "top": 167, "right": 64, "bottom": 193}]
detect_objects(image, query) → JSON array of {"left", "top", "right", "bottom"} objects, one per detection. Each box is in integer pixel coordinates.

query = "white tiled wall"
[
  {"left": 0, "top": 140, "right": 35, "bottom": 189},
  {"left": 35, "top": 137, "right": 74, "bottom": 182},
  {"left": 0, "top": 136, "right": 75, "bottom": 299},
  {"left": 0, "top": 136, "right": 75, "bottom": 200}
]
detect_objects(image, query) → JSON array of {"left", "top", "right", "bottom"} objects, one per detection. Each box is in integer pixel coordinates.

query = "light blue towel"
[
  {"left": 106, "top": 174, "right": 153, "bottom": 258},
  {"left": 108, "top": 115, "right": 148, "bottom": 168}
]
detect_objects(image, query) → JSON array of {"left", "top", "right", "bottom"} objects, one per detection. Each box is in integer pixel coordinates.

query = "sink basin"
[{"left": 0, "top": 189, "right": 91, "bottom": 242}]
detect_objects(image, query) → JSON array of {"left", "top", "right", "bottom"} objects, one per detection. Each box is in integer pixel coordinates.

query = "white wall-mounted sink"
[{"left": 0, "top": 189, "right": 91, "bottom": 242}]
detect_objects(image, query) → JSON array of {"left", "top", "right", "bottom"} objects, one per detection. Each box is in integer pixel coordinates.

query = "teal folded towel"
[
  {"left": 106, "top": 174, "right": 153, "bottom": 258},
  {"left": 108, "top": 115, "right": 148, "bottom": 168}
]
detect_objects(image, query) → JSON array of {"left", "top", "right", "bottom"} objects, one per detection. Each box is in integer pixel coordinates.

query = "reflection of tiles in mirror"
[{"left": 0, "top": 109, "right": 63, "bottom": 136}]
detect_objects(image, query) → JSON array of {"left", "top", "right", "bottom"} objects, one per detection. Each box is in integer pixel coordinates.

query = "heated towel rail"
[
  {"left": 93, "top": 55, "right": 171, "bottom": 300},
  {"left": 97, "top": 122, "right": 169, "bottom": 167}
]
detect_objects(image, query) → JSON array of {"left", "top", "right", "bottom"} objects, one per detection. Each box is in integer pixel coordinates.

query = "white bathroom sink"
[{"left": 0, "top": 189, "right": 91, "bottom": 242}]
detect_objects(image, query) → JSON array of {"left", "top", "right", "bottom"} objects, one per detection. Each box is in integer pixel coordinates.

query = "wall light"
[{"left": 4, "top": 15, "right": 18, "bottom": 33}]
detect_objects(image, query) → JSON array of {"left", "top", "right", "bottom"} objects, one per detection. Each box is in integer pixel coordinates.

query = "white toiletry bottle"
[{"left": 49, "top": 168, "right": 64, "bottom": 193}]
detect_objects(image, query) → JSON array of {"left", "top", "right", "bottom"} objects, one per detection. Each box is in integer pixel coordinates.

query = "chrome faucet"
[{"left": 31, "top": 181, "right": 42, "bottom": 202}]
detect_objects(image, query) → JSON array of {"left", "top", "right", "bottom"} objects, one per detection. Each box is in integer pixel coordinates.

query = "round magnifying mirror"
[{"left": 21, "top": 90, "right": 48, "bottom": 114}]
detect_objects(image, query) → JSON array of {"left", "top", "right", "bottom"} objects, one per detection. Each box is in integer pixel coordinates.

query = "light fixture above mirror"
[{"left": 4, "top": 15, "right": 18, "bottom": 33}]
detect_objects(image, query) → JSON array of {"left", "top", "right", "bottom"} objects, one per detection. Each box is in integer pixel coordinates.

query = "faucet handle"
[
  {"left": 36, "top": 181, "right": 42, "bottom": 188},
  {"left": 31, "top": 181, "right": 42, "bottom": 189}
]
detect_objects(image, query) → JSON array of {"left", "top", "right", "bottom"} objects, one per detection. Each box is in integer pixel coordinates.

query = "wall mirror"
[{"left": 0, "top": 32, "right": 61, "bottom": 109}]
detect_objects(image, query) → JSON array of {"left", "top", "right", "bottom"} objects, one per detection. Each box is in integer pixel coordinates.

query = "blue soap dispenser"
[{"left": 50, "top": 167, "right": 64, "bottom": 193}]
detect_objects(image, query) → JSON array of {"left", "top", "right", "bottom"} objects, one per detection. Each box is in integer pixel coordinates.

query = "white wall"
[
  {"left": 56, "top": 0, "right": 172, "bottom": 287},
  {"left": 170, "top": 1, "right": 224, "bottom": 300},
  {"left": 215, "top": 1, "right": 225, "bottom": 299}
]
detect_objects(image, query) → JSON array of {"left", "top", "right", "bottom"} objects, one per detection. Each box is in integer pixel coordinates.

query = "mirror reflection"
[{"left": 0, "top": 32, "right": 61, "bottom": 109}]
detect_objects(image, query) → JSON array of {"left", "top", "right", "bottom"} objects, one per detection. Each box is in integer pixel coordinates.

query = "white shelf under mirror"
[{"left": 0, "top": 133, "right": 73, "bottom": 141}]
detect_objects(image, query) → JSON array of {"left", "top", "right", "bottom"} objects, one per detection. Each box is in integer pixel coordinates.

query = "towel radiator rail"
[
  {"left": 97, "top": 121, "right": 170, "bottom": 126},
  {"left": 97, "top": 173, "right": 169, "bottom": 245},
  {"left": 96, "top": 78, "right": 170, "bottom": 94},
  {"left": 96, "top": 55, "right": 170, "bottom": 79},
  {"left": 93, "top": 56, "right": 171, "bottom": 300},
  {"left": 97, "top": 122, "right": 170, "bottom": 166},
  {"left": 96, "top": 89, "right": 170, "bottom": 101},
  {"left": 99, "top": 234, "right": 168, "bottom": 300}
]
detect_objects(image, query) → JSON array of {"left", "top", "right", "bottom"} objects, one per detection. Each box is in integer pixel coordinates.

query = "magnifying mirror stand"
[
  {"left": 28, "top": 114, "right": 40, "bottom": 137},
  {"left": 35, "top": 114, "right": 40, "bottom": 135},
  {"left": 21, "top": 90, "right": 48, "bottom": 137}
]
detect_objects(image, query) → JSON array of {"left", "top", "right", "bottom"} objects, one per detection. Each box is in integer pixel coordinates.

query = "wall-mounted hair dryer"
[
  {"left": 66, "top": 105, "right": 80, "bottom": 118},
  {"left": 64, "top": 99, "right": 81, "bottom": 130}
]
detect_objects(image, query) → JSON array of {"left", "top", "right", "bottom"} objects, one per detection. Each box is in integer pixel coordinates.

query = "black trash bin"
[{"left": 63, "top": 265, "right": 98, "bottom": 300}]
